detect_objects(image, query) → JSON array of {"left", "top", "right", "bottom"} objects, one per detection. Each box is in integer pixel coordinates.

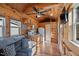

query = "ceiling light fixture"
[
  {"left": 36, "top": 14, "right": 41, "bottom": 18},
  {"left": 50, "top": 14, "right": 53, "bottom": 16}
]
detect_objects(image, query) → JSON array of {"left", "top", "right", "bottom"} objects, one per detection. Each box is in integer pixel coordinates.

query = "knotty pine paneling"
[{"left": 0, "top": 4, "right": 38, "bottom": 37}]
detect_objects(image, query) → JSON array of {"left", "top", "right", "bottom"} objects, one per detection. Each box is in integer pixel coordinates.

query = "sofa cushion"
[
  {"left": 16, "top": 52, "right": 28, "bottom": 56},
  {"left": 5, "top": 44, "right": 16, "bottom": 56},
  {"left": 26, "top": 48, "right": 32, "bottom": 56},
  {"left": 16, "top": 49, "right": 28, "bottom": 56},
  {"left": 15, "top": 40, "right": 22, "bottom": 51},
  {"left": 16, "top": 48, "right": 32, "bottom": 56},
  {"left": 22, "top": 39, "right": 29, "bottom": 49}
]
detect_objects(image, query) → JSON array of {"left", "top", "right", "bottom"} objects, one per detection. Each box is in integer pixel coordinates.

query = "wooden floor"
[{"left": 35, "top": 41, "right": 60, "bottom": 56}]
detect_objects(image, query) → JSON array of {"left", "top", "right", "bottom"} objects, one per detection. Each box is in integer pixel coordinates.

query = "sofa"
[{"left": 0, "top": 35, "right": 36, "bottom": 56}]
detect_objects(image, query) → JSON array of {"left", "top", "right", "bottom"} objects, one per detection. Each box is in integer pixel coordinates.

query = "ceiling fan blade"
[
  {"left": 40, "top": 13, "right": 46, "bottom": 15},
  {"left": 32, "top": 6, "right": 38, "bottom": 12}
]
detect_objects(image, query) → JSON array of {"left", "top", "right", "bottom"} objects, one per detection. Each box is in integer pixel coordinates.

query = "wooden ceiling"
[
  {"left": 5, "top": 3, "right": 72, "bottom": 23},
  {"left": 6, "top": 3, "right": 58, "bottom": 12}
]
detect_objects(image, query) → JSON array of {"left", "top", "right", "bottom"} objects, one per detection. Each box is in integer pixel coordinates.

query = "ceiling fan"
[
  {"left": 26, "top": 6, "right": 51, "bottom": 18},
  {"left": 60, "top": 4, "right": 72, "bottom": 24}
]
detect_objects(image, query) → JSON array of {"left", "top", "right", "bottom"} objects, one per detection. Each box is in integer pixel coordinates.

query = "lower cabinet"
[
  {"left": 31, "top": 46, "right": 36, "bottom": 56},
  {"left": 28, "top": 41, "right": 37, "bottom": 56}
]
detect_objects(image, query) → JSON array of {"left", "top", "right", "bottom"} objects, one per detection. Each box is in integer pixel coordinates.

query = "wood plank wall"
[{"left": 0, "top": 4, "right": 38, "bottom": 37}]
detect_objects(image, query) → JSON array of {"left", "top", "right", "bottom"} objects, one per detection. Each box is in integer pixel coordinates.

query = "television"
[{"left": 60, "top": 7, "right": 68, "bottom": 24}]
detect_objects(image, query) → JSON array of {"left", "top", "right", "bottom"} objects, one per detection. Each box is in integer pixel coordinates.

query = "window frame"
[
  {"left": 69, "top": 4, "right": 79, "bottom": 45},
  {"left": 10, "top": 19, "right": 21, "bottom": 36},
  {"left": 73, "top": 4, "right": 79, "bottom": 41},
  {"left": 0, "top": 16, "right": 6, "bottom": 38}
]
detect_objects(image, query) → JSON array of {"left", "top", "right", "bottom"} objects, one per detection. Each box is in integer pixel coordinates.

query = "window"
[
  {"left": 0, "top": 17, "right": 5, "bottom": 38},
  {"left": 72, "top": 4, "right": 79, "bottom": 43},
  {"left": 10, "top": 19, "right": 21, "bottom": 36}
]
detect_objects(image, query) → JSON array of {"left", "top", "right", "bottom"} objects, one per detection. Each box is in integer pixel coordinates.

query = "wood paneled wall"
[
  {"left": 0, "top": 4, "right": 38, "bottom": 37},
  {"left": 51, "top": 22, "right": 58, "bottom": 43},
  {"left": 59, "top": 4, "right": 79, "bottom": 56}
]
